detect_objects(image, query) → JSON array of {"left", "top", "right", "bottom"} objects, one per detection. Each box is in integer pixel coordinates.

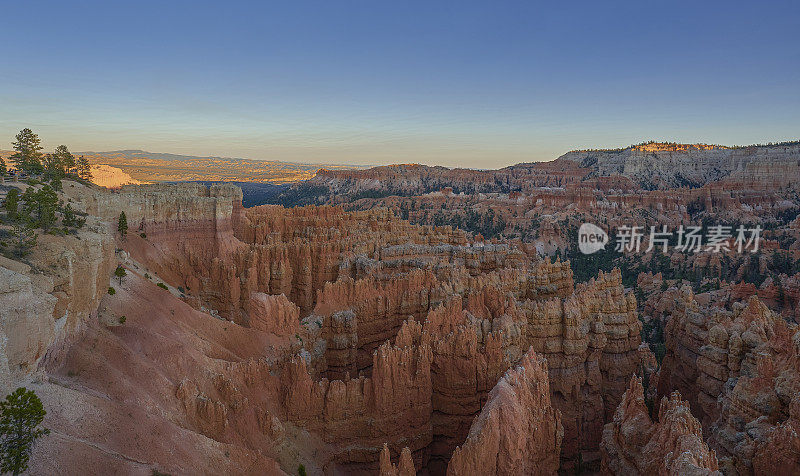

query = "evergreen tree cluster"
[
  {"left": 1, "top": 129, "right": 91, "bottom": 258},
  {"left": 3, "top": 128, "right": 91, "bottom": 181}
]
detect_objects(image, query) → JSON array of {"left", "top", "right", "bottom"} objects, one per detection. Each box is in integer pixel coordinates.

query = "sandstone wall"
[
  {"left": 0, "top": 222, "right": 115, "bottom": 392},
  {"left": 0, "top": 266, "right": 57, "bottom": 391},
  {"left": 283, "top": 341, "right": 433, "bottom": 472},
  {"left": 601, "top": 376, "right": 720, "bottom": 475},
  {"left": 446, "top": 347, "right": 563, "bottom": 476},
  {"left": 85, "top": 182, "right": 242, "bottom": 226},
  {"left": 521, "top": 268, "right": 642, "bottom": 467},
  {"left": 658, "top": 291, "right": 800, "bottom": 473}
]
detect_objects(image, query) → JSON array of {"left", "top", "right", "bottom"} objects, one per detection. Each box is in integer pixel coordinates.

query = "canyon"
[{"left": 1, "top": 140, "right": 799, "bottom": 475}]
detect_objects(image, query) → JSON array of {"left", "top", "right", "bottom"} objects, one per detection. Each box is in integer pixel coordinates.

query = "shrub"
[
  {"left": 157, "top": 283, "right": 168, "bottom": 290},
  {"left": 119, "top": 316, "right": 126, "bottom": 324},
  {"left": 107, "top": 287, "right": 116, "bottom": 295},
  {"left": 114, "top": 265, "right": 127, "bottom": 284},
  {"left": 140, "top": 232, "right": 147, "bottom": 239}
]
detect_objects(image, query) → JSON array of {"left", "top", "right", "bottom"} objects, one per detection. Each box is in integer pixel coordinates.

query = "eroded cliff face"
[
  {"left": 18, "top": 182, "right": 649, "bottom": 475},
  {"left": 9, "top": 139, "right": 800, "bottom": 476},
  {"left": 379, "top": 444, "right": 415, "bottom": 476},
  {"left": 446, "top": 347, "right": 563, "bottom": 476},
  {"left": 523, "top": 269, "right": 642, "bottom": 466},
  {"left": 657, "top": 290, "right": 800, "bottom": 474},
  {"left": 30, "top": 263, "right": 287, "bottom": 475},
  {"left": 0, "top": 183, "right": 115, "bottom": 393},
  {"left": 264, "top": 261, "right": 637, "bottom": 472},
  {"left": 310, "top": 142, "right": 800, "bottom": 195},
  {"left": 281, "top": 142, "right": 800, "bottom": 259},
  {"left": 0, "top": 265, "right": 57, "bottom": 389},
  {"left": 284, "top": 340, "right": 433, "bottom": 471},
  {"left": 601, "top": 376, "right": 720, "bottom": 475},
  {"left": 560, "top": 142, "right": 800, "bottom": 189}
]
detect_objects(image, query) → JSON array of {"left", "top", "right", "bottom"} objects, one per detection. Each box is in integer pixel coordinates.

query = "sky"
[{"left": 1, "top": 1, "right": 799, "bottom": 169}]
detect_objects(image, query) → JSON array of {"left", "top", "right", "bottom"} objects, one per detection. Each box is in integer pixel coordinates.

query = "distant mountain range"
[
  {"left": 3, "top": 140, "right": 799, "bottom": 188},
  {"left": 74, "top": 150, "right": 367, "bottom": 184}
]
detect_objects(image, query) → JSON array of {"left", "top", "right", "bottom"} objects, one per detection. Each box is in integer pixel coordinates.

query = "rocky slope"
[
  {"left": 88, "top": 164, "right": 144, "bottom": 188},
  {"left": 286, "top": 141, "right": 800, "bottom": 205},
  {"left": 269, "top": 141, "right": 800, "bottom": 262}
]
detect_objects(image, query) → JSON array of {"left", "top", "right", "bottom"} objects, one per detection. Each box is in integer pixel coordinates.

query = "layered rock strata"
[
  {"left": 0, "top": 197, "right": 115, "bottom": 391},
  {"left": 446, "top": 348, "right": 563, "bottom": 476},
  {"left": 9, "top": 182, "right": 649, "bottom": 475},
  {"left": 601, "top": 376, "right": 720, "bottom": 475},
  {"left": 658, "top": 290, "right": 800, "bottom": 473}
]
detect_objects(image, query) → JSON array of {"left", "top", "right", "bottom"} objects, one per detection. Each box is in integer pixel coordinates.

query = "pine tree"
[
  {"left": 9, "top": 224, "right": 37, "bottom": 257},
  {"left": 10, "top": 129, "right": 44, "bottom": 176},
  {"left": 0, "top": 157, "right": 6, "bottom": 183},
  {"left": 0, "top": 387, "right": 49, "bottom": 475},
  {"left": 42, "top": 154, "right": 66, "bottom": 183},
  {"left": 19, "top": 186, "right": 58, "bottom": 230},
  {"left": 4, "top": 189, "right": 19, "bottom": 221},
  {"left": 62, "top": 203, "right": 76, "bottom": 227},
  {"left": 118, "top": 212, "right": 128, "bottom": 238},
  {"left": 38, "top": 186, "right": 58, "bottom": 231},
  {"left": 76, "top": 156, "right": 92, "bottom": 180},
  {"left": 52, "top": 145, "right": 75, "bottom": 174}
]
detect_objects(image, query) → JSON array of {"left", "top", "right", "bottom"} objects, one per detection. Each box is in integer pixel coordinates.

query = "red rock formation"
[
  {"left": 117, "top": 192, "right": 512, "bottom": 323},
  {"left": 522, "top": 269, "right": 642, "bottom": 467},
  {"left": 26, "top": 182, "right": 656, "bottom": 475},
  {"left": 17, "top": 133, "right": 800, "bottom": 476},
  {"left": 413, "top": 300, "right": 508, "bottom": 471},
  {"left": 752, "top": 399, "right": 800, "bottom": 474},
  {"left": 1, "top": 182, "right": 115, "bottom": 389},
  {"left": 658, "top": 291, "right": 800, "bottom": 473},
  {"left": 283, "top": 340, "right": 433, "bottom": 472},
  {"left": 176, "top": 379, "right": 230, "bottom": 439},
  {"left": 446, "top": 347, "right": 563, "bottom": 476},
  {"left": 379, "top": 444, "right": 416, "bottom": 476},
  {"left": 30, "top": 263, "right": 287, "bottom": 475},
  {"left": 601, "top": 376, "right": 720, "bottom": 475},
  {"left": 247, "top": 292, "right": 300, "bottom": 335},
  {"left": 313, "top": 269, "right": 444, "bottom": 378}
]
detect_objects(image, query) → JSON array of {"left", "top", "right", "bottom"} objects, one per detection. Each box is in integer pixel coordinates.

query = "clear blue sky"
[{"left": 1, "top": 1, "right": 798, "bottom": 168}]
